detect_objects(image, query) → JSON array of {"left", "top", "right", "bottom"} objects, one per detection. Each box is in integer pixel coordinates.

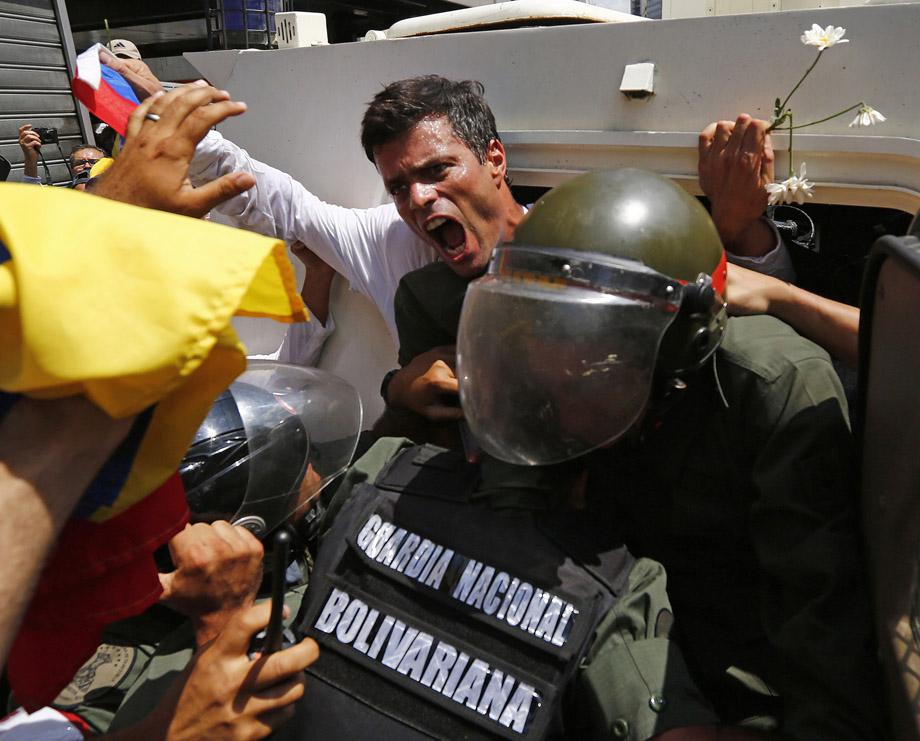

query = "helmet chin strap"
[
  {"left": 643, "top": 350, "right": 730, "bottom": 437},
  {"left": 641, "top": 375, "right": 689, "bottom": 437},
  {"left": 711, "top": 354, "right": 730, "bottom": 410}
]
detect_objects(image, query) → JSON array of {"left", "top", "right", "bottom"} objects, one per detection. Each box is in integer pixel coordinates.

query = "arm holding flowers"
[{"left": 698, "top": 114, "right": 780, "bottom": 262}]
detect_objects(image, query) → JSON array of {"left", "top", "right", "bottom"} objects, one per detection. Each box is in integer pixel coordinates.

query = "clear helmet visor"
[
  {"left": 457, "top": 248, "right": 682, "bottom": 466},
  {"left": 182, "top": 362, "right": 363, "bottom": 538}
]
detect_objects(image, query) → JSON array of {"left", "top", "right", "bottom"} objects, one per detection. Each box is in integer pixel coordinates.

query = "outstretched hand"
[
  {"left": 99, "top": 48, "right": 164, "bottom": 100},
  {"left": 93, "top": 82, "right": 255, "bottom": 217},
  {"left": 698, "top": 114, "right": 774, "bottom": 254},
  {"left": 151, "top": 601, "right": 318, "bottom": 741},
  {"left": 387, "top": 345, "right": 464, "bottom": 422}
]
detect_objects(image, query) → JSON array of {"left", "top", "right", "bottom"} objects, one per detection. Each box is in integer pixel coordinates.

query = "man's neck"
[{"left": 501, "top": 190, "right": 527, "bottom": 242}]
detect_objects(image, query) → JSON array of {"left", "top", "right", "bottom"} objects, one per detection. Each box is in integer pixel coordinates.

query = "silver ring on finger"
[{"left": 145, "top": 113, "right": 161, "bottom": 122}]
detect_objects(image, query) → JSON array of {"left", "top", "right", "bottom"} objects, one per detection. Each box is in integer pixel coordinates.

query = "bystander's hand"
[
  {"left": 99, "top": 49, "right": 165, "bottom": 101},
  {"left": 17, "top": 124, "right": 41, "bottom": 179},
  {"left": 158, "top": 521, "right": 264, "bottom": 646},
  {"left": 387, "top": 346, "right": 464, "bottom": 422},
  {"left": 114, "top": 601, "right": 318, "bottom": 741},
  {"left": 698, "top": 114, "right": 775, "bottom": 257},
  {"left": 93, "top": 83, "right": 255, "bottom": 217}
]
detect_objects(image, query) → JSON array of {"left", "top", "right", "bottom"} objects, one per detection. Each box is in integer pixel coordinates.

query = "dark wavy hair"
[{"left": 360, "top": 75, "right": 501, "bottom": 165}]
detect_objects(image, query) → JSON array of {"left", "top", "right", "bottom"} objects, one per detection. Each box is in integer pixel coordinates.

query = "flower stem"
[
  {"left": 787, "top": 111, "right": 794, "bottom": 178},
  {"left": 790, "top": 102, "right": 864, "bottom": 130},
  {"left": 766, "top": 111, "right": 790, "bottom": 134},
  {"left": 778, "top": 49, "right": 824, "bottom": 113}
]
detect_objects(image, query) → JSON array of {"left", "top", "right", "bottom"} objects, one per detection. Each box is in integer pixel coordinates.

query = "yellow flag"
[{"left": 0, "top": 184, "right": 308, "bottom": 520}]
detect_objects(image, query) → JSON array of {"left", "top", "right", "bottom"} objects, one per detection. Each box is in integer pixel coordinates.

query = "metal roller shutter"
[{"left": 0, "top": 0, "right": 93, "bottom": 185}]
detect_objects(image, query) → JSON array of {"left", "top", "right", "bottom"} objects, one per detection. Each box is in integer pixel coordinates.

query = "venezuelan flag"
[{"left": 71, "top": 44, "right": 140, "bottom": 137}]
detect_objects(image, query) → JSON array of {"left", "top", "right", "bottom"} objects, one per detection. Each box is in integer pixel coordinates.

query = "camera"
[{"left": 32, "top": 126, "right": 58, "bottom": 145}]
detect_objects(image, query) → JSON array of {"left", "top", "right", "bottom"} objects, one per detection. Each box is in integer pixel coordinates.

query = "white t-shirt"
[
  {"left": 726, "top": 218, "right": 795, "bottom": 282},
  {"left": 190, "top": 131, "right": 438, "bottom": 353},
  {"left": 247, "top": 311, "right": 336, "bottom": 367}
]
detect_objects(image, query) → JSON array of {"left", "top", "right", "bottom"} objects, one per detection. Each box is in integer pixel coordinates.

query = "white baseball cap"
[{"left": 107, "top": 39, "right": 141, "bottom": 60}]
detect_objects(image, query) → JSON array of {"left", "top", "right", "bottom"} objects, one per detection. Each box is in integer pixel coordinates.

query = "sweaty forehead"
[
  {"left": 411, "top": 116, "right": 464, "bottom": 145},
  {"left": 374, "top": 117, "right": 471, "bottom": 175}
]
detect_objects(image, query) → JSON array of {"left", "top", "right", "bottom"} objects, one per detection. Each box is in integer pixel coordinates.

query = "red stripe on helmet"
[{"left": 711, "top": 251, "right": 727, "bottom": 296}]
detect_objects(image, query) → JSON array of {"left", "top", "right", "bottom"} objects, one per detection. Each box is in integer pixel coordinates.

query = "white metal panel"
[
  {"left": 503, "top": 129, "right": 920, "bottom": 213},
  {"left": 187, "top": 5, "right": 920, "bottom": 200},
  {"left": 780, "top": 0, "right": 838, "bottom": 8},
  {"left": 663, "top": 0, "right": 713, "bottom": 18},
  {"left": 186, "top": 3, "right": 920, "bottom": 419},
  {"left": 664, "top": 0, "right": 917, "bottom": 16},
  {"left": 718, "top": 0, "right": 755, "bottom": 15}
]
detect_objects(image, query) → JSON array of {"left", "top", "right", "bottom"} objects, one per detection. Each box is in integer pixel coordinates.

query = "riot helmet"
[
  {"left": 457, "top": 168, "right": 727, "bottom": 466},
  {"left": 179, "top": 361, "right": 363, "bottom": 539}
]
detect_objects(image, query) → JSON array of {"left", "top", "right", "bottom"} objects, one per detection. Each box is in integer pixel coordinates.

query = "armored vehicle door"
[{"left": 859, "top": 220, "right": 920, "bottom": 741}]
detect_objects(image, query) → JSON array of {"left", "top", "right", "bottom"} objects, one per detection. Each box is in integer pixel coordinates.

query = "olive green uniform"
[
  {"left": 53, "top": 448, "right": 716, "bottom": 741},
  {"left": 315, "top": 436, "right": 719, "bottom": 740},
  {"left": 391, "top": 261, "right": 885, "bottom": 740}
]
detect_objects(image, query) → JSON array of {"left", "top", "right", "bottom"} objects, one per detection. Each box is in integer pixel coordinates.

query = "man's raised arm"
[
  {"left": 726, "top": 263, "right": 859, "bottom": 367},
  {"left": 103, "top": 53, "right": 441, "bottom": 344},
  {"left": 699, "top": 114, "right": 795, "bottom": 281}
]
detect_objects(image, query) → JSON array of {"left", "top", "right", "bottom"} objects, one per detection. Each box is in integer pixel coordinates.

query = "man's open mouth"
[{"left": 426, "top": 216, "right": 467, "bottom": 258}]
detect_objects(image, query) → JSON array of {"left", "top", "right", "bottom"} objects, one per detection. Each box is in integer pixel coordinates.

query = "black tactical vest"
[{"left": 280, "top": 445, "right": 635, "bottom": 740}]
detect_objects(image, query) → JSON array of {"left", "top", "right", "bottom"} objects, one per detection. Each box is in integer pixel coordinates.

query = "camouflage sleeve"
[
  {"left": 49, "top": 641, "right": 153, "bottom": 735},
  {"left": 575, "top": 557, "right": 718, "bottom": 740},
  {"left": 47, "top": 610, "right": 188, "bottom": 735}
]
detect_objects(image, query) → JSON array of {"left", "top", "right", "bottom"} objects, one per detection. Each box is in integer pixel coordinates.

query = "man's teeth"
[{"left": 426, "top": 217, "right": 447, "bottom": 232}]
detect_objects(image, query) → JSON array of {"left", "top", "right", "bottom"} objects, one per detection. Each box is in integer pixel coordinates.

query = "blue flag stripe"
[{"left": 74, "top": 404, "right": 155, "bottom": 518}]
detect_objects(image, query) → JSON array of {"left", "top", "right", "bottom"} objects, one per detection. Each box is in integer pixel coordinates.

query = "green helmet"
[
  {"left": 456, "top": 168, "right": 727, "bottom": 466},
  {"left": 513, "top": 168, "right": 727, "bottom": 375}
]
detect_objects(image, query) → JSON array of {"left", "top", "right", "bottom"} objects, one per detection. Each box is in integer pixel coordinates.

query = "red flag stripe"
[{"left": 72, "top": 77, "right": 135, "bottom": 137}]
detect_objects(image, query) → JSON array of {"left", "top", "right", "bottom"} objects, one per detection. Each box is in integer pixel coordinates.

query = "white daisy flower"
[
  {"left": 848, "top": 104, "right": 887, "bottom": 128},
  {"left": 800, "top": 24, "right": 849, "bottom": 50},
  {"left": 766, "top": 163, "right": 815, "bottom": 206}
]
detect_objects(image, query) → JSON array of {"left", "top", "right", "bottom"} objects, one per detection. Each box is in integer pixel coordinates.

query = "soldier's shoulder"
[
  {"left": 327, "top": 438, "right": 416, "bottom": 508},
  {"left": 351, "top": 437, "right": 417, "bottom": 481},
  {"left": 718, "top": 315, "right": 835, "bottom": 384}
]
